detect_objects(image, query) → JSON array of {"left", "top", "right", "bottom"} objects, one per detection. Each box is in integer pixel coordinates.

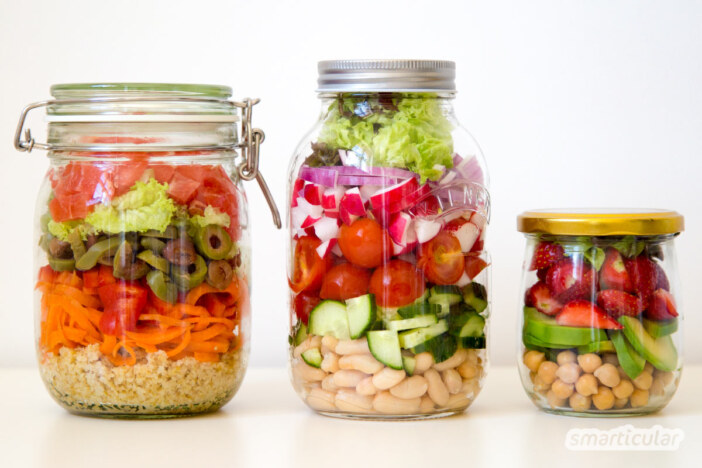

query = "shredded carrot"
[
  {"left": 184, "top": 316, "right": 235, "bottom": 329},
  {"left": 190, "top": 324, "right": 227, "bottom": 342},
  {"left": 193, "top": 352, "right": 219, "bottom": 362},
  {"left": 186, "top": 339, "right": 230, "bottom": 354},
  {"left": 100, "top": 335, "right": 117, "bottom": 355},
  {"left": 170, "top": 303, "right": 209, "bottom": 318},
  {"left": 166, "top": 329, "right": 192, "bottom": 357},
  {"left": 125, "top": 326, "right": 187, "bottom": 345},
  {"left": 52, "top": 284, "right": 102, "bottom": 309},
  {"left": 139, "top": 314, "right": 188, "bottom": 328},
  {"left": 54, "top": 271, "right": 83, "bottom": 289}
]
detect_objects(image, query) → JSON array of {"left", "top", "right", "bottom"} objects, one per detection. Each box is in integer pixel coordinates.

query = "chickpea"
[
  {"left": 650, "top": 377, "right": 666, "bottom": 396},
  {"left": 557, "top": 350, "right": 577, "bottom": 365},
  {"left": 630, "top": 388, "right": 649, "bottom": 408},
  {"left": 592, "top": 386, "right": 615, "bottom": 410},
  {"left": 577, "top": 353, "right": 602, "bottom": 374},
  {"left": 457, "top": 360, "right": 479, "bottom": 380},
  {"left": 644, "top": 362, "right": 654, "bottom": 374},
  {"left": 575, "top": 374, "right": 598, "bottom": 397},
  {"left": 602, "top": 353, "right": 619, "bottom": 366},
  {"left": 523, "top": 350, "right": 546, "bottom": 373},
  {"left": 654, "top": 370, "right": 675, "bottom": 386},
  {"left": 528, "top": 371, "right": 536, "bottom": 384},
  {"left": 632, "top": 371, "right": 653, "bottom": 390},
  {"left": 612, "top": 379, "right": 634, "bottom": 399},
  {"left": 555, "top": 362, "right": 582, "bottom": 385},
  {"left": 594, "top": 363, "right": 620, "bottom": 388},
  {"left": 546, "top": 390, "right": 566, "bottom": 408},
  {"left": 532, "top": 375, "right": 551, "bottom": 393},
  {"left": 569, "top": 393, "right": 592, "bottom": 412},
  {"left": 617, "top": 366, "right": 629, "bottom": 379},
  {"left": 537, "top": 361, "right": 559, "bottom": 385},
  {"left": 551, "top": 379, "right": 574, "bottom": 399},
  {"left": 614, "top": 397, "right": 629, "bottom": 409}
]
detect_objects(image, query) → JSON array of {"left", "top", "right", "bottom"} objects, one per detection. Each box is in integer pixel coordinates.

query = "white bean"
[
  {"left": 335, "top": 389, "right": 374, "bottom": 413},
  {"left": 335, "top": 338, "right": 370, "bottom": 355},
  {"left": 433, "top": 349, "right": 468, "bottom": 371},
  {"left": 306, "top": 388, "right": 335, "bottom": 411},
  {"left": 442, "top": 369, "right": 463, "bottom": 394},
  {"left": 293, "top": 335, "right": 323, "bottom": 358},
  {"left": 446, "top": 393, "right": 471, "bottom": 410},
  {"left": 321, "top": 335, "right": 338, "bottom": 354},
  {"left": 321, "top": 375, "right": 339, "bottom": 392},
  {"left": 339, "top": 354, "right": 384, "bottom": 374},
  {"left": 293, "top": 360, "right": 327, "bottom": 382},
  {"left": 414, "top": 352, "right": 434, "bottom": 373},
  {"left": 390, "top": 375, "right": 429, "bottom": 399},
  {"left": 419, "top": 396, "right": 436, "bottom": 413},
  {"left": 333, "top": 369, "right": 368, "bottom": 388},
  {"left": 461, "top": 378, "right": 481, "bottom": 397},
  {"left": 464, "top": 349, "right": 480, "bottom": 365},
  {"left": 356, "top": 376, "right": 377, "bottom": 396},
  {"left": 424, "top": 368, "right": 450, "bottom": 407},
  {"left": 372, "top": 368, "right": 407, "bottom": 390},
  {"left": 321, "top": 352, "right": 340, "bottom": 373},
  {"left": 372, "top": 391, "right": 421, "bottom": 414},
  {"left": 457, "top": 360, "right": 478, "bottom": 379}
]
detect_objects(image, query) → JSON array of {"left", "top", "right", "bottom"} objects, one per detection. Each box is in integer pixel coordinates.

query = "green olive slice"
[
  {"left": 48, "top": 256, "right": 76, "bottom": 272},
  {"left": 194, "top": 225, "right": 233, "bottom": 260},
  {"left": 137, "top": 250, "right": 169, "bottom": 272},
  {"left": 140, "top": 237, "right": 167, "bottom": 254},
  {"left": 113, "top": 241, "right": 149, "bottom": 280},
  {"left": 170, "top": 255, "right": 207, "bottom": 291},
  {"left": 141, "top": 225, "right": 179, "bottom": 239},
  {"left": 67, "top": 229, "right": 87, "bottom": 261},
  {"left": 75, "top": 238, "right": 120, "bottom": 271},
  {"left": 146, "top": 270, "right": 179, "bottom": 304},
  {"left": 206, "top": 259, "right": 234, "bottom": 290}
]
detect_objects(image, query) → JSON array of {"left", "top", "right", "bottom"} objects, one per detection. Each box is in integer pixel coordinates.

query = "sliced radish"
[
  {"left": 322, "top": 186, "right": 345, "bottom": 210},
  {"left": 393, "top": 240, "right": 418, "bottom": 256},
  {"left": 359, "top": 185, "right": 380, "bottom": 202},
  {"left": 369, "top": 178, "right": 419, "bottom": 209},
  {"left": 291, "top": 178, "right": 306, "bottom": 207},
  {"left": 301, "top": 216, "right": 320, "bottom": 229},
  {"left": 414, "top": 218, "right": 442, "bottom": 244},
  {"left": 385, "top": 183, "right": 431, "bottom": 214},
  {"left": 454, "top": 271, "right": 472, "bottom": 288},
  {"left": 340, "top": 187, "right": 366, "bottom": 217},
  {"left": 445, "top": 219, "right": 480, "bottom": 252},
  {"left": 332, "top": 242, "right": 343, "bottom": 257},
  {"left": 316, "top": 239, "right": 337, "bottom": 258},
  {"left": 470, "top": 212, "right": 487, "bottom": 231},
  {"left": 314, "top": 217, "right": 340, "bottom": 242},
  {"left": 339, "top": 203, "right": 359, "bottom": 226},
  {"left": 325, "top": 210, "right": 340, "bottom": 219},
  {"left": 388, "top": 212, "right": 415, "bottom": 246},
  {"left": 303, "top": 183, "right": 324, "bottom": 205},
  {"left": 291, "top": 197, "right": 323, "bottom": 229}
]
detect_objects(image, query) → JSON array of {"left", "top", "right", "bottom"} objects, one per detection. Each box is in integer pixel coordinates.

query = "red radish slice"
[
  {"left": 454, "top": 271, "right": 472, "bottom": 288},
  {"left": 301, "top": 216, "right": 321, "bottom": 229},
  {"left": 384, "top": 184, "right": 431, "bottom": 214},
  {"left": 316, "top": 239, "right": 337, "bottom": 259},
  {"left": 291, "top": 178, "right": 306, "bottom": 207},
  {"left": 359, "top": 185, "right": 380, "bottom": 202},
  {"left": 388, "top": 212, "right": 415, "bottom": 246},
  {"left": 314, "top": 217, "right": 340, "bottom": 242},
  {"left": 325, "top": 210, "right": 340, "bottom": 219},
  {"left": 303, "top": 183, "right": 324, "bottom": 205},
  {"left": 340, "top": 187, "right": 366, "bottom": 216},
  {"left": 291, "top": 197, "right": 323, "bottom": 229},
  {"left": 299, "top": 166, "right": 338, "bottom": 187},
  {"left": 414, "top": 218, "right": 442, "bottom": 244},
  {"left": 392, "top": 239, "right": 418, "bottom": 256},
  {"left": 339, "top": 203, "right": 359, "bottom": 226},
  {"left": 322, "top": 186, "right": 345, "bottom": 210},
  {"left": 470, "top": 212, "right": 487, "bottom": 231},
  {"left": 332, "top": 242, "right": 343, "bottom": 257},
  {"left": 369, "top": 178, "right": 419, "bottom": 209},
  {"left": 445, "top": 220, "right": 479, "bottom": 252}
]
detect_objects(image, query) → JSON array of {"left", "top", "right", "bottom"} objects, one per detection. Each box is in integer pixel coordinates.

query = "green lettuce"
[
  {"left": 47, "top": 220, "right": 92, "bottom": 242},
  {"left": 190, "top": 206, "right": 230, "bottom": 229}
]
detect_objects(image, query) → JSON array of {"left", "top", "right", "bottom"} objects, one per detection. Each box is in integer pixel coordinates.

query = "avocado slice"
[
  {"left": 576, "top": 340, "right": 616, "bottom": 354},
  {"left": 619, "top": 316, "right": 678, "bottom": 372},
  {"left": 610, "top": 330, "right": 646, "bottom": 379},
  {"left": 643, "top": 318, "right": 678, "bottom": 338},
  {"left": 523, "top": 307, "right": 608, "bottom": 347}
]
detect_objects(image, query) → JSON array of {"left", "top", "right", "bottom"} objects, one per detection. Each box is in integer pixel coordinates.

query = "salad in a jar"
[
  {"left": 288, "top": 93, "right": 490, "bottom": 418},
  {"left": 36, "top": 159, "right": 250, "bottom": 416}
]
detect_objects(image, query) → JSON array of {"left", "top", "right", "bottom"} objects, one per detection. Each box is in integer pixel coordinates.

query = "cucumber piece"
[
  {"left": 345, "top": 294, "right": 375, "bottom": 339},
  {"left": 459, "top": 336, "right": 486, "bottom": 349},
  {"left": 398, "top": 320, "right": 449, "bottom": 349},
  {"left": 610, "top": 330, "right": 645, "bottom": 379},
  {"left": 386, "top": 314, "right": 438, "bottom": 332},
  {"left": 402, "top": 355, "right": 417, "bottom": 376},
  {"left": 462, "top": 282, "right": 488, "bottom": 313},
  {"left": 398, "top": 302, "right": 441, "bottom": 319},
  {"left": 450, "top": 310, "right": 485, "bottom": 338},
  {"left": 308, "top": 300, "right": 350, "bottom": 340},
  {"left": 301, "top": 348, "right": 323, "bottom": 368},
  {"left": 293, "top": 322, "right": 308, "bottom": 346},
  {"left": 429, "top": 285, "right": 463, "bottom": 316},
  {"left": 412, "top": 334, "right": 457, "bottom": 363},
  {"left": 643, "top": 318, "right": 678, "bottom": 338},
  {"left": 367, "top": 330, "right": 403, "bottom": 370}
]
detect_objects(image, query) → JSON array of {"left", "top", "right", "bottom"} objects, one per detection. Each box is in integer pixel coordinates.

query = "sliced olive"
[
  {"left": 171, "top": 255, "right": 207, "bottom": 291},
  {"left": 48, "top": 256, "right": 76, "bottom": 271},
  {"left": 113, "top": 241, "right": 149, "bottom": 280},
  {"left": 140, "top": 237, "right": 166, "bottom": 254},
  {"left": 146, "top": 270, "right": 179, "bottom": 304},
  {"left": 49, "top": 238, "right": 73, "bottom": 259},
  {"left": 141, "top": 225, "right": 179, "bottom": 239},
  {"left": 67, "top": 229, "right": 87, "bottom": 261},
  {"left": 76, "top": 238, "right": 120, "bottom": 270},
  {"left": 163, "top": 237, "right": 197, "bottom": 266},
  {"left": 194, "top": 225, "right": 232, "bottom": 260},
  {"left": 137, "top": 250, "right": 169, "bottom": 272},
  {"left": 206, "top": 260, "right": 234, "bottom": 290},
  {"left": 85, "top": 234, "right": 99, "bottom": 249}
]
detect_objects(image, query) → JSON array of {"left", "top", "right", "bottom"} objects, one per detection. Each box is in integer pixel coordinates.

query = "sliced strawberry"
[
  {"left": 645, "top": 289, "right": 679, "bottom": 320},
  {"left": 625, "top": 255, "right": 657, "bottom": 309},
  {"left": 546, "top": 259, "right": 597, "bottom": 303},
  {"left": 525, "top": 281, "right": 563, "bottom": 316},
  {"left": 529, "top": 242, "right": 564, "bottom": 271},
  {"left": 599, "top": 248, "right": 633, "bottom": 292},
  {"left": 536, "top": 268, "right": 549, "bottom": 282},
  {"left": 556, "top": 300, "right": 622, "bottom": 329},
  {"left": 654, "top": 262, "right": 670, "bottom": 291},
  {"left": 596, "top": 289, "right": 643, "bottom": 318}
]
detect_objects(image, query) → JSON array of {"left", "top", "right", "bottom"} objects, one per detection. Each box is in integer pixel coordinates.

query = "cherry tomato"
[
  {"left": 338, "top": 218, "right": 392, "bottom": 268},
  {"left": 293, "top": 292, "right": 321, "bottom": 325},
  {"left": 97, "top": 282, "right": 148, "bottom": 335},
  {"left": 369, "top": 260, "right": 425, "bottom": 308},
  {"left": 464, "top": 255, "right": 489, "bottom": 279},
  {"left": 320, "top": 263, "right": 372, "bottom": 301},
  {"left": 418, "top": 231, "right": 464, "bottom": 285},
  {"left": 289, "top": 236, "right": 330, "bottom": 293}
]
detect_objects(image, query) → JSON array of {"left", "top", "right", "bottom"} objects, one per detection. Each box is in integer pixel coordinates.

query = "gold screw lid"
[{"left": 517, "top": 208, "right": 684, "bottom": 236}]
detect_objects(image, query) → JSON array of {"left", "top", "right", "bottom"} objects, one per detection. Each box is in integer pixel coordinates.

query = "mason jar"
[
  {"left": 15, "top": 83, "right": 280, "bottom": 418},
  {"left": 287, "top": 60, "right": 491, "bottom": 419},
  {"left": 516, "top": 209, "right": 684, "bottom": 416}
]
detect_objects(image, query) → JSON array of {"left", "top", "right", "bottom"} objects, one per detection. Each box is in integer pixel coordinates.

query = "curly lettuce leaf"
[{"left": 47, "top": 220, "right": 92, "bottom": 242}]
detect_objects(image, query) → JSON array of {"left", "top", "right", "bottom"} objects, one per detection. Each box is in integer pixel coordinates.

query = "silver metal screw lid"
[{"left": 317, "top": 59, "right": 456, "bottom": 93}]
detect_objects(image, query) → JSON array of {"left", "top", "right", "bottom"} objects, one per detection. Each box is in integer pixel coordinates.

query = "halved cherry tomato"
[
  {"left": 97, "top": 282, "right": 148, "bottom": 335},
  {"left": 338, "top": 218, "right": 392, "bottom": 268},
  {"left": 320, "top": 263, "right": 371, "bottom": 300},
  {"left": 293, "top": 292, "right": 321, "bottom": 325},
  {"left": 464, "top": 255, "right": 489, "bottom": 280},
  {"left": 369, "top": 260, "right": 425, "bottom": 308},
  {"left": 289, "top": 236, "right": 330, "bottom": 294},
  {"left": 82, "top": 269, "right": 100, "bottom": 289},
  {"left": 418, "top": 231, "right": 464, "bottom": 285}
]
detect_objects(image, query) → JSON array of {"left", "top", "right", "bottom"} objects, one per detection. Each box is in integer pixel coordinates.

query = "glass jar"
[
  {"left": 15, "top": 83, "right": 280, "bottom": 418},
  {"left": 516, "top": 209, "right": 684, "bottom": 416},
  {"left": 287, "top": 60, "right": 491, "bottom": 419}
]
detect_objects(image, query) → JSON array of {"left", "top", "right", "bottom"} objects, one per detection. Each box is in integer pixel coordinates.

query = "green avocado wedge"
[
  {"left": 619, "top": 316, "right": 678, "bottom": 372},
  {"left": 643, "top": 318, "right": 678, "bottom": 338},
  {"left": 609, "top": 330, "right": 646, "bottom": 379},
  {"left": 523, "top": 307, "right": 607, "bottom": 347},
  {"left": 576, "top": 340, "right": 616, "bottom": 354}
]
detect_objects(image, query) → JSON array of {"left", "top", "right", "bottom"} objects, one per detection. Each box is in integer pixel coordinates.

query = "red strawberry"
[
  {"left": 536, "top": 268, "right": 549, "bottom": 282},
  {"left": 645, "top": 289, "right": 679, "bottom": 320},
  {"left": 556, "top": 300, "right": 623, "bottom": 330},
  {"left": 525, "top": 281, "right": 563, "bottom": 316},
  {"left": 546, "top": 259, "right": 597, "bottom": 303},
  {"left": 599, "top": 248, "right": 633, "bottom": 292},
  {"left": 529, "top": 242, "right": 564, "bottom": 271},
  {"left": 654, "top": 262, "right": 670, "bottom": 291},
  {"left": 625, "top": 255, "right": 657, "bottom": 309},
  {"left": 596, "top": 290, "right": 643, "bottom": 318}
]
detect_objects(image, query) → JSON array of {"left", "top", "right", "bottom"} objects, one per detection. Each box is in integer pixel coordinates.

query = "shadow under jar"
[
  {"left": 287, "top": 60, "right": 491, "bottom": 419},
  {"left": 516, "top": 209, "right": 684, "bottom": 417},
  {"left": 16, "top": 83, "right": 279, "bottom": 418}
]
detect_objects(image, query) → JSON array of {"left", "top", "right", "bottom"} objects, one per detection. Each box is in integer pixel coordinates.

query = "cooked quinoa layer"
[{"left": 39, "top": 345, "right": 247, "bottom": 416}]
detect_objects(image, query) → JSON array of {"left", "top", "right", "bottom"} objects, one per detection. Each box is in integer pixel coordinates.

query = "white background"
[{"left": 0, "top": 0, "right": 699, "bottom": 369}]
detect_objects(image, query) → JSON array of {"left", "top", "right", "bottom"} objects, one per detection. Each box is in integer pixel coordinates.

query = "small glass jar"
[
  {"left": 287, "top": 60, "right": 491, "bottom": 419},
  {"left": 516, "top": 209, "right": 684, "bottom": 416},
  {"left": 15, "top": 83, "right": 279, "bottom": 418}
]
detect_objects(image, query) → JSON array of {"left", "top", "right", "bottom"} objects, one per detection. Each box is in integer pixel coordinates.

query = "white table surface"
[{"left": 1, "top": 365, "right": 700, "bottom": 468}]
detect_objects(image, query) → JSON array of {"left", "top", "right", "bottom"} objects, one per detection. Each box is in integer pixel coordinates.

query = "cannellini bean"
[
  {"left": 523, "top": 350, "right": 546, "bottom": 373},
  {"left": 333, "top": 369, "right": 368, "bottom": 388},
  {"left": 433, "top": 349, "right": 468, "bottom": 371},
  {"left": 321, "top": 335, "right": 338, "bottom": 354},
  {"left": 551, "top": 379, "right": 574, "bottom": 399},
  {"left": 632, "top": 371, "right": 653, "bottom": 390},
  {"left": 594, "top": 363, "right": 620, "bottom": 388},
  {"left": 537, "top": 361, "right": 559, "bottom": 385},
  {"left": 293, "top": 360, "right": 327, "bottom": 382},
  {"left": 293, "top": 335, "right": 322, "bottom": 358},
  {"left": 321, "top": 352, "right": 340, "bottom": 373},
  {"left": 339, "top": 354, "right": 384, "bottom": 374},
  {"left": 419, "top": 396, "right": 436, "bottom": 413},
  {"left": 424, "top": 369, "right": 450, "bottom": 407},
  {"left": 575, "top": 374, "right": 598, "bottom": 397},
  {"left": 650, "top": 377, "right": 666, "bottom": 396},
  {"left": 304, "top": 382, "right": 321, "bottom": 393},
  {"left": 612, "top": 379, "right": 634, "bottom": 399},
  {"left": 442, "top": 369, "right": 462, "bottom": 395},
  {"left": 446, "top": 393, "right": 471, "bottom": 410},
  {"left": 546, "top": 390, "right": 566, "bottom": 408},
  {"left": 592, "top": 386, "right": 615, "bottom": 410},
  {"left": 372, "top": 391, "right": 421, "bottom": 414},
  {"left": 390, "top": 375, "right": 429, "bottom": 399},
  {"left": 577, "top": 353, "right": 602, "bottom": 374},
  {"left": 557, "top": 350, "right": 577, "bottom": 365},
  {"left": 372, "top": 368, "right": 406, "bottom": 390},
  {"left": 630, "top": 389, "right": 649, "bottom": 408},
  {"left": 335, "top": 389, "right": 374, "bottom": 413},
  {"left": 335, "top": 338, "right": 370, "bottom": 355},
  {"left": 555, "top": 362, "right": 582, "bottom": 385},
  {"left": 569, "top": 393, "right": 592, "bottom": 411},
  {"left": 465, "top": 349, "right": 480, "bottom": 365},
  {"left": 356, "top": 376, "right": 377, "bottom": 396},
  {"left": 414, "top": 352, "right": 434, "bottom": 373},
  {"left": 306, "top": 388, "right": 335, "bottom": 411},
  {"left": 321, "top": 375, "right": 339, "bottom": 392},
  {"left": 461, "top": 378, "right": 481, "bottom": 397},
  {"left": 614, "top": 397, "right": 628, "bottom": 409},
  {"left": 457, "top": 360, "right": 479, "bottom": 379}
]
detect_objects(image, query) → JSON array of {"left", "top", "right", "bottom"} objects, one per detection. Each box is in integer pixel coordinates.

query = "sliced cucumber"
[
  {"left": 429, "top": 285, "right": 463, "bottom": 316},
  {"left": 293, "top": 322, "right": 308, "bottom": 346},
  {"left": 398, "top": 302, "right": 441, "bottom": 319},
  {"left": 450, "top": 310, "right": 485, "bottom": 338},
  {"left": 412, "top": 334, "right": 457, "bottom": 363},
  {"left": 402, "top": 355, "right": 417, "bottom": 376},
  {"left": 345, "top": 294, "right": 375, "bottom": 339},
  {"left": 301, "top": 348, "right": 323, "bottom": 368},
  {"left": 398, "top": 320, "right": 449, "bottom": 349},
  {"left": 459, "top": 336, "right": 486, "bottom": 349},
  {"left": 386, "top": 314, "right": 438, "bottom": 332},
  {"left": 308, "top": 300, "right": 350, "bottom": 340},
  {"left": 367, "top": 330, "right": 403, "bottom": 370},
  {"left": 462, "top": 282, "right": 488, "bottom": 313}
]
